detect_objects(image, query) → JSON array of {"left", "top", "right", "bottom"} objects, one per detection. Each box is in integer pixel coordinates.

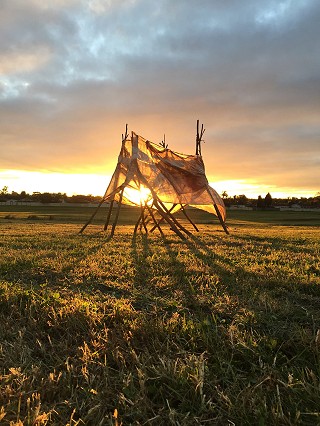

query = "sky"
[{"left": 1, "top": 0, "right": 319, "bottom": 198}]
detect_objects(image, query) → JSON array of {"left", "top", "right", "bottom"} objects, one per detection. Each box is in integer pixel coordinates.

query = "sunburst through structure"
[{"left": 80, "top": 122, "right": 228, "bottom": 239}]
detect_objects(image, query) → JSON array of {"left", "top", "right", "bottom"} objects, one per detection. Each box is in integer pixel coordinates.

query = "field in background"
[
  {"left": 0, "top": 207, "right": 319, "bottom": 425},
  {"left": 1, "top": 204, "right": 320, "bottom": 227}
]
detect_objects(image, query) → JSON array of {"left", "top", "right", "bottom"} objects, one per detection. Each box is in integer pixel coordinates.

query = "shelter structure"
[{"left": 80, "top": 123, "right": 228, "bottom": 239}]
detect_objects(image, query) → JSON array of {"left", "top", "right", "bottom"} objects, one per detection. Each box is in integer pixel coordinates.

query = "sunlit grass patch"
[{"left": 0, "top": 220, "right": 319, "bottom": 424}]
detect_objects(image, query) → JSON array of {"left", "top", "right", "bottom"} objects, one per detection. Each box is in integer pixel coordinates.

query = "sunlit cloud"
[
  {"left": 0, "top": 49, "right": 51, "bottom": 76},
  {"left": 27, "top": 0, "right": 79, "bottom": 9},
  {"left": 0, "top": 0, "right": 319, "bottom": 197}
]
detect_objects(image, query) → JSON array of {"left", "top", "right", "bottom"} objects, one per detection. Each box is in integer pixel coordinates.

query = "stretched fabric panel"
[{"left": 103, "top": 133, "right": 226, "bottom": 220}]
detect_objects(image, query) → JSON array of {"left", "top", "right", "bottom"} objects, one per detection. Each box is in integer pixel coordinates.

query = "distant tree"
[
  {"left": 68, "top": 194, "right": 93, "bottom": 203},
  {"left": 264, "top": 192, "right": 273, "bottom": 207},
  {"left": 288, "top": 197, "right": 298, "bottom": 207},
  {"left": 0, "top": 186, "right": 9, "bottom": 201},
  {"left": 40, "top": 192, "right": 55, "bottom": 203},
  {"left": 313, "top": 193, "right": 320, "bottom": 208},
  {"left": 257, "top": 195, "right": 264, "bottom": 208},
  {"left": 31, "top": 192, "right": 41, "bottom": 201},
  {"left": 234, "top": 194, "right": 248, "bottom": 205},
  {"left": 1, "top": 186, "right": 8, "bottom": 195},
  {"left": 221, "top": 191, "right": 228, "bottom": 199}
]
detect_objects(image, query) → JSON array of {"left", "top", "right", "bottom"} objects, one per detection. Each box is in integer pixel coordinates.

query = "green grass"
[
  {"left": 1, "top": 204, "right": 320, "bottom": 226},
  {"left": 0, "top": 207, "right": 319, "bottom": 425}
]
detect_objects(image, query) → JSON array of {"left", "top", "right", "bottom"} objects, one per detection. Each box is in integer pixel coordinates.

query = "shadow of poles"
[
  {"left": 183, "top": 232, "right": 320, "bottom": 321},
  {"left": 130, "top": 233, "right": 156, "bottom": 309},
  {"left": 130, "top": 230, "right": 224, "bottom": 315}
]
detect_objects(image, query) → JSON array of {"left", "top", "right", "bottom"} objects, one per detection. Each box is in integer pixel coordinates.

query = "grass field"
[{"left": 0, "top": 206, "right": 319, "bottom": 425}]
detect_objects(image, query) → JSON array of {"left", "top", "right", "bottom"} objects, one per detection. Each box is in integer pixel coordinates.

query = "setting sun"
[{"left": 123, "top": 185, "right": 153, "bottom": 206}]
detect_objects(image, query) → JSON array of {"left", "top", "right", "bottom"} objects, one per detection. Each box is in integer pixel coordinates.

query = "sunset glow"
[
  {"left": 123, "top": 186, "right": 153, "bottom": 206},
  {"left": 1, "top": 1, "right": 319, "bottom": 199},
  {"left": 1, "top": 169, "right": 317, "bottom": 200},
  {"left": 0, "top": 170, "right": 111, "bottom": 197}
]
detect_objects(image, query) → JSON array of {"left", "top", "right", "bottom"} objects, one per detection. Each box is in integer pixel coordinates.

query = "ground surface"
[{"left": 0, "top": 207, "right": 319, "bottom": 425}]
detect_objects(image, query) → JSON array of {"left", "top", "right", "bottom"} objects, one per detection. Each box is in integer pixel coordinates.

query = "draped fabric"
[{"left": 104, "top": 133, "right": 226, "bottom": 221}]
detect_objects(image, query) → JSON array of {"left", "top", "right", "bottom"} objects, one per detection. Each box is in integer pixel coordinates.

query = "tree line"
[
  {"left": 220, "top": 191, "right": 320, "bottom": 208},
  {"left": 1, "top": 186, "right": 320, "bottom": 208},
  {"left": 0, "top": 186, "right": 100, "bottom": 204}
]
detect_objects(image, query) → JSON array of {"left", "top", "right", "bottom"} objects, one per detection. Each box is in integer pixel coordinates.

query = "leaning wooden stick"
[
  {"left": 196, "top": 119, "right": 205, "bottom": 156},
  {"left": 153, "top": 199, "right": 186, "bottom": 239},
  {"left": 134, "top": 213, "right": 142, "bottom": 235},
  {"left": 180, "top": 205, "right": 199, "bottom": 232},
  {"left": 156, "top": 198, "right": 193, "bottom": 237},
  {"left": 134, "top": 168, "right": 188, "bottom": 239},
  {"left": 149, "top": 204, "right": 176, "bottom": 233},
  {"left": 79, "top": 197, "right": 105, "bottom": 234},
  {"left": 145, "top": 203, "right": 165, "bottom": 237},
  {"left": 134, "top": 202, "right": 150, "bottom": 234},
  {"left": 110, "top": 188, "right": 124, "bottom": 237},
  {"left": 140, "top": 203, "right": 149, "bottom": 233},
  {"left": 104, "top": 198, "right": 115, "bottom": 231},
  {"left": 213, "top": 203, "right": 229, "bottom": 235}
]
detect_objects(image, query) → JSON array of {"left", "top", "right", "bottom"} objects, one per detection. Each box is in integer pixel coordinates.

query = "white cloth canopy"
[{"left": 103, "top": 133, "right": 226, "bottom": 221}]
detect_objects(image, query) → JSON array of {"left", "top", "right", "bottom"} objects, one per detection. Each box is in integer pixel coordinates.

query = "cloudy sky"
[{"left": 1, "top": 0, "right": 319, "bottom": 197}]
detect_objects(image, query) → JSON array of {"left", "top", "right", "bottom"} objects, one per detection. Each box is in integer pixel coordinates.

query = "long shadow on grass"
[
  {"left": 0, "top": 231, "right": 133, "bottom": 297},
  {"left": 156, "top": 233, "right": 320, "bottom": 380},
  {"left": 130, "top": 232, "right": 208, "bottom": 314},
  {"left": 232, "top": 232, "right": 320, "bottom": 256},
  {"left": 186, "top": 233, "right": 320, "bottom": 333},
  {"left": 133, "top": 230, "right": 320, "bottom": 327},
  {"left": 129, "top": 232, "right": 320, "bottom": 371},
  {"left": 130, "top": 231, "right": 235, "bottom": 316}
]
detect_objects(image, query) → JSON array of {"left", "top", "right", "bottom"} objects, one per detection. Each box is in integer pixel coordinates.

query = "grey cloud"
[{"left": 1, "top": 0, "right": 319, "bottom": 193}]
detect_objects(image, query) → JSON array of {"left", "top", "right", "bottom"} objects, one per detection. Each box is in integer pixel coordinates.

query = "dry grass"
[{"left": 0, "top": 219, "right": 319, "bottom": 425}]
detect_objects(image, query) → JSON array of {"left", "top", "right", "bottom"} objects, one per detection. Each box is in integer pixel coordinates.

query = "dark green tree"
[
  {"left": 1, "top": 186, "right": 8, "bottom": 195},
  {"left": 264, "top": 192, "right": 273, "bottom": 207},
  {"left": 257, "top": 195, "right": 264, "bottom": 208},
  {"left": 234, "top": 194, "right": 248, "bottom": 205},
  {"left": 221, "top": 191, "right": 228, "bottom": 199},
  {"left": 39, "top": 192, "right": 55, "bottom": 203}
]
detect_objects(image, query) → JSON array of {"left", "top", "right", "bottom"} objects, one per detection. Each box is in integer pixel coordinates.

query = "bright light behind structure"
[
  {"left": 1, "top": 170, "right": 316, "bottom": 200},
  {"left": 123, "top": 185, "right": 152, "bottom": 206}
]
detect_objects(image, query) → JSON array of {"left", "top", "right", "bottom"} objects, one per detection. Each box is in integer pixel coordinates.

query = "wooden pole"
[
  {"left": 155, "top": 198, "right": 193, "bottom": 237},
  {"left": 110, "top": 188, "right": 124, "bottom": 238},
  {"left": 160, "top": 134, "right": 167, "bottom": 148},
  {"left": 196, "top": 120, "right": 205, "bottom": 156},
  {"left": 153, "top": 199, "right": 186, "bottom": 239},
  {"left": 80, "top": 125, "right": 129, "bottom": 234},
  {"left": 122, "top": 123, "right": 128, "bottom": 141},
  {"left": 133, "top": 167, "right": 187, "bottom": 239},
  {"left": 199, "top": 123, "right": 203, "bottom": 155},
  {"left": 180, "top": 205, "right": 199, "bottom": 232},
  {"left": 79, "top": 198, "right": 105, "bottom": 234},
  {"left": 104, "top": 198, "right": 115, "bottom": 231},
  {"left": 213, "top": 203, "right": 229, "bottom": 235},
  {"left": 196, "top": 119, "right": 199, "bottom": 155},
  {"left": 206, "top": 185, "right": 229, "bottom": 235},
  {"left": 134, "top": 212, "right": 142, "bottom": 235},
  {"left": 106, "top": 125, "right": 128, "bottom": 236},
  {"left": 145, "top": 203, "right": 165, "bottom": 237},
  {"left": 140, "top": 203, "right": 148, "bottom": 233},
  {"left": 149, "top": 204, "right": 176, "bottom": 233},
  {"left": 135, "top": 160, "right": 190, "bottom": 238}
]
